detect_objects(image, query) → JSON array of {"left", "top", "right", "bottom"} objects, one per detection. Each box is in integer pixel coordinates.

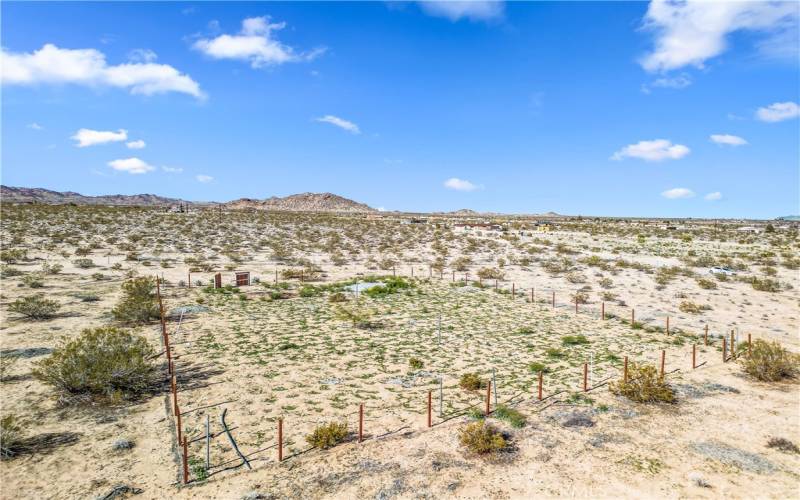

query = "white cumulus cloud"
[
  {"left": 193, "top": 16, "right": 325, "bottom": 68},
  {"left": 162, "top": 166, "right": 183, "bottom": 173},
  {"left": 72, "top": 128, "right": 128, "bottom": 147},
  {"left": 315, "top": 115, "right": 360, "bottom": 134},
  {"left": 704, "top": 191, "right": 722, "bottom": 201},
  {"left": 611, "top": 139, "right": 690, "bottom": 162},
  {"left": 639, "top": 0, "right": 798, "bottom": 72},
  {"left": 1, "top": 44, "right": 204, "bottom": 99},
  {"left": 418, "top": 1, "right": 504, "bottom": 22},
  {"left": 196, "top": 174, "right": 213, "bottom": 183},
  {"left": 444, "top": 177, "right": 480, "bottom": 192},
  {"left": 710, "top": 134, "right": 747, "bottom": 146},
  {"left": 108, "top": 157, "right": 155, "bottom": 174},
  {"left": 126, "top": 139, "right": 146, "bottom": 149},
  {"left": 756, "top": 101, "right": 800, "bottom": 122},
  {"left": 661, "top": 187, "right": 695, "bottom": 199}
]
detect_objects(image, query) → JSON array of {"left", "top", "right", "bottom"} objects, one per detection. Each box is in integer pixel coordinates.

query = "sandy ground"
[{"left": 1, "top": 207, "right": 798, "bottom": 499}]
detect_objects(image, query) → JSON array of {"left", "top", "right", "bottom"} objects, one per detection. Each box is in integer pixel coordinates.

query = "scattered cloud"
[
  {"left": 444, "top": 177, "right": 481, "bottom": 192},
  {"left": 162, "top": 166, "right": 184, "bottom": 173},
  {"left": 72, "top": 128, "right": 128, "bottom": 147},
  {"left": 641, "top": 73, "right": 692, "bottom": 94},
  {"left": 315, "top": 115, "right": 360, "bottom": 134},
  {"left": 127, "top": 48, "right": 158, "bottom": 63},
  {"left": 611, "top": 139, "right": 690, "bottom": 162},
  {"left": 704, "top": 191, "right": 722, "bottom": 201},
  {"left": 756, "top": 101, "right": 800, "bottom": 122},
  {"left": 418, "top": 1, "right": 504, "bottom": 22},
  {"left": 639, "top": 0, "right": 798, "bottom": 72},
  {"left": 661, "top": 187, "right": 695, "bottom": 199},
  {"left": 107, "top": 157, "right": 155, "bottom": 174},
  {"left": 196, "top": 174, "right": 213, "bottom": 183},
  {"left": 1, "top": 44, "right": 204, "bottom": 99},
  {"left": 727, "top": 112, "right": 745, "bottom": 121},
  {"left": 710, "top": 134, "right": 747, "bottom": 146},
  {"left": 192, "top": 16, "right": 326, "bottom": 68},
  {"left": 126, "top": 139, "right": 146, "bottom": 149},
  {"left": 27, "top": 122, "right": 43, "bottom": 130}
]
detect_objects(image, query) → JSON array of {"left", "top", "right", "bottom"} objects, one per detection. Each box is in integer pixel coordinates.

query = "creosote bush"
[
  {"left": 112, "top": 277, "right": 160, "bottom": 325},
  {"left": 9, "top": 294, "right": 61, "bottom": 320},
  {"left": 306, "top": 421, "right": 348, "bottom": 449},
  {"left": 459, "top": 421, "right": 507, "bottom": 454},
  {"left": 459, "top": 372, "right": 484, "bottom": 391},
  {"left": 0, "top": 414, "right": 23, "bottom": 459},
  {"left": 740, "top": 340, "right": 799, "bottom": 382},
  {"left": 32, "top": 326, "right": 156, "bottom": 401},
  {"left": 609, "top": 363, "right": 675, "bottom": 403},
  {"left": 408, "top": 357, "right": 424, "bottom": 370}
]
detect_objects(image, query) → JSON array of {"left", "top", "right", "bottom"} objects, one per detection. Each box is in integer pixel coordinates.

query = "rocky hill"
[
  {"left": 0, "top": 185, "right": 191, "bottom": 206},
  {"left": 225, "top": 192, "right": 376, "bottom": 213}
]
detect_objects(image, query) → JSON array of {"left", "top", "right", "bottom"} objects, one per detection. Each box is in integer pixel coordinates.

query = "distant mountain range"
[
  {"left": 1, "top": 185, "right": 377, "bottom": 213},
  {"left": 225, "top": 193, "right": 376, "bottom": 213},
  {"left": 0, "top": 185, "right": 192, "bottom": 206}
]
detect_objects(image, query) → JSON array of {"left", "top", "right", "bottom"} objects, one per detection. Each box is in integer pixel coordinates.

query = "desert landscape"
[{"left": 0, "top": 195, "right": 798, "bottom": 499}]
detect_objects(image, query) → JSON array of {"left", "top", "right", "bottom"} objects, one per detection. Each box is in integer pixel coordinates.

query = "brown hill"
[
  {"left": 0, "top": 185, "right": 192, "bottom": 206},
  {"left": 226, "top": 192, "right": 376, "bottom": 213}
]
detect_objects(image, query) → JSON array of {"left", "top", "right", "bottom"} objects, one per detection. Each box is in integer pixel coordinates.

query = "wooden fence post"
[
  {"left": 660, "top": 350, "right": 666, "bottom": 378},
  {"left": 531, "top": 288, "right": 534, "bottom": 303},
  {"left": 583, "top": 363, "right": 588, "bottom": 391},
  {"left": 552, "top": 291, "right": 555, "bottom": 309},
  {"left": 601, "top": 302, "right": 605, "bottom": 320},
  {"left": 485, "top": 384, "right": 491, "bottom": 415},
  {"left": 730, "top": 330, "right": 736, "bottom": 358},
  {"left": 452, "top": 270, "right": 455, "bottom": 282},
  {"left": 176, "top": 407, "right": 182, "bottom": 445},
  {"left": 427, "top": 391, "right": 432, "bottom": 428},
  {"left": 277, "top": 418, "right": 283, "bottom": 462},
  {"left": 538, "top": 371, "right": 543, "bottom": 401},
  {"left": 359, "top": 404, "right": 364, "bottom": 443},
  {"left": 704, "top": 324, "right": 708, "bottom": 346},
  {"left": 623, "top": 356, "right": 628, "bottom": 383},
  {"left": 575, "top": 296, "right": 578, "bottom": 314},
  {"left": 666, "top": 316, "right": 670, "bottom": 335},
  {"left": 748, "top": 333, "right": 752, "bottom": 356},
  {"left": 631, "top": 309, "right": 635, "bottom": 327},
  {"left": 182, "top": 435, "right": 189, "bottom": 484},
  {"left": 188, "top": 271, "right": 191, "bottom": 288},
  {"left": 723, "top": 338, "right": 727, "bottom": 362},
  {"left": 692, "top": 344, "right": 696, "bottom": 369}
]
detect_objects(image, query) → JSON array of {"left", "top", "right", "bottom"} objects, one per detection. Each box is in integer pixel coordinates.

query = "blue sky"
[{"left": 2, "top": 1, "right": 798, "bottom": 218}]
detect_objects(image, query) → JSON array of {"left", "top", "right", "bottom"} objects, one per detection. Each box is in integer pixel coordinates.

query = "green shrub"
[
  {"left": 609, "top": 363, "right": 675, "bottom": 403},
  {"left": 41, "top": 262, "right": 63, "bottom": 275},
  {"left": 9, "top": 294, "right": 60, "bottom": 320},
  {"left": 740, "top": 340, "right": 800, "bottom": 382},
  {"left": 546, "top": 348, "right": 566, "bottom": 358},
  {"left": 0, "top": 249, "right": 27, "bottom": 263},
  {"left": 696, "top": 278, "right": 717, "bottom": 290},
  {"left": 328, "top": 292, "right": 348, "bottom": 303},
  {"left": 409, "top": 357, "right": 424, "bottom": 370},
  {"left": 21, "top": 273, "right": 44, "bottom": 288},
  {"left": 477, "top": 267, "right": 505, "bottom": 280},
  {"left": 0, "top": 265, "right": 23, "bottom": 278},
  {"left": 459, "top": 372, "right": 484, "bottom": 391},
  {"left": 363, "top": 277, "right": 413, "bottom": 297},
  {"left": 299, "top": 285, "right": 321, "bottom": 298},
  {"left": 111, "top": 277, "right": 160, "bottom": 325},
  {"left": 73, "top": 258, "right": 95, "bottom": 269},
  {"left": 458, "top": 421, "right": 507, "bottom": 454},
  {"left": 527, "top": 362, "right": 549, "bottom": 373},
  {"left": 0, "top": 414, "right": 23, "bottom": 459},
  {"left": 32, "top": 326, "right": 156, "bottom": 400},
  {"left": 562, "top": 335, "right": 590, "bottom": 346},
  {"left": 493, "top": 405, "right": 526, "bottom": 428},
  {"left": 750, "top": 277, "right": 780, "bottom": 293},
  {"left": 306, "top": 421, "right": 348, "bottom": 449}
]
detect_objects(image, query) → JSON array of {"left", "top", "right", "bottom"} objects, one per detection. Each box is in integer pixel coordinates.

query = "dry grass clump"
[
  {"left": 477, "top": 267, "right": 504, "bottom": 280},
  {"left": 679, "top": 301, "right": 711, "bottom": 314},
  {"left": 459, "top": 372, "right": 484, "bottom": 391},
  {"left": 9, "top": 294, "right": 61, "bottom": 320},
  {"left": 749, "top": 277, "right": 781, "bottom": 293},
  {"left": 306, "top": 421, "right": 348, "bottom": 449},
  {"left": 740, "top": 340, "right": 799, "bottom": 382},
  {"left": 493, "top": 405, "right": 526, "bottom": 428},
  {"left": 32, "top": 326, "right": 156, "bottom": 402},
  {"left": 696, "top": 278, "right": 717, "bottom": 290},
  {"left": 111, "top": 277, "right": 160, "bottom": 325},
  {"left": 459, "top": 421, "right": 507, "bottom": 454},
  {"left": 766, "top": 437, "right": 799, "bottom": 454},
  {"left": 0, "top": 414, "right": 23, "bottom": 459},
  {"left": 609, "top": 363, "right": 675, "bottom": 403}
]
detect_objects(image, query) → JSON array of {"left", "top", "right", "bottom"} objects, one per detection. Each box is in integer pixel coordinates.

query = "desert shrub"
[
  {"left": 458, "top": 421, "right": 507, "bottom": 454},
  {"left": 328, "top": 291, "right": 348, "bottom": 303},
  {"left": 766, "top": 437, "right": 799, "bottom": 454},
  {"left": 562, "top": 335, "right": 590, "bottom": 346},
  {"left": 601, "top": 291, "right": 617, "bottom": 301},
  {"left": 477, "top": 267, "right": 504, "bottom": 280},
  {"left": 299, "top": 285, "right": 321, "bottom": 297},
  {"left": 409, "top": 357, "right": 424, "bottom": 370},
  {"left": 0, "top": 414, "right": 23, "bottom": 459},
  {"left": 609, "top": 363, "right": 675, "bottom": 403},
  {"left": 679, "top": 301, "right": 710, "bottom": 314},
  {"left": 32, "top": 326, "right": 156, "bottom": 400},
  {"left": 740, "top": 340, "right": 799, "bottom": 382},
  {"left": 306, "top": 421, "right": 348, "bottom": 449},
  {"left": 598, "top": 277, "right": 613, "bottom": 289},
  {"left": 9, "top": 294, "right": 60, "bottom": 320},
  {"left": 452, "top": 256, "right": 472, "bottom": 271},
  {"left": 459, "top": 372, "right": 484, "bottom": 391},
  {"left": 73, "top": 258, "right": 95, "bottom": 269},
  {"left": 546, "top": 348, "right": 566, "bottom": 358},
  {"left": 696, "top": 278, "right": 717, "bottom": 290},
  {"left": 0, "top": 249, "right": 27, "bottom": 263},
  {"left": 0, "top": 356, "right": 19, "bottom": 382},
  {"left": 363, "top": 277, "right": 412, "bottom": 297},
  {"left": 527, "top": 362, "right": 549, "bottom": 373},
  {"left": 750, "top": 277, "right": 780, "bottom": 293},
  {"left": 111, "top": 277, "right": 160, "bottom": 325},
  {"left": 566, "top": 272, "right": 587, "bottom": 284},
  {"left": 333, "top": 304, "right": 377, "bottom": 329},
  {"left": 21, "top": 273, "right": 44, "bottom": 288},
  {"left": 41, "top": 262, "right": 63, "bottom": 275},
  {"left": 493, "top": 405, "right": 526, "bottom": 428},
  {"left": 571, "top": 291, "right": 589, "bottom": 304},
  {"left": 0, "top": 265, "right": 23, "bottom": 278}
]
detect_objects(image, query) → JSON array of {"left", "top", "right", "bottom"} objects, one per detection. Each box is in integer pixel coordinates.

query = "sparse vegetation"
[
  {"left": 9, "top": 295, "right": 60, "bottom": 320},
  {"left": 740, "top": 340, "right": 799, "bottom": 382},
  {"left": 306, "top": 422, "right": 348, "bottom": 449},
  {"left": 458, "top": 421, "right": 507, "bottom": 454},
  {"left": 111, "top": 277, "right": 160, "bottom": 325},
  {"left": 609, "top": 363, "right": 675, "bottom": 403}
]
